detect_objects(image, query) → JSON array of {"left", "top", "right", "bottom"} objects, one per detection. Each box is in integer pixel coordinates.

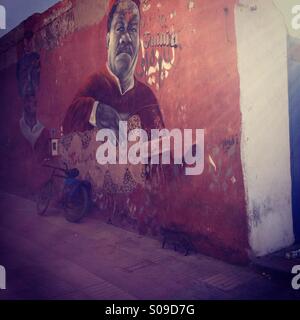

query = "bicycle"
[{"left": 36, "top": 162, "right": 92, "bottom": 223}]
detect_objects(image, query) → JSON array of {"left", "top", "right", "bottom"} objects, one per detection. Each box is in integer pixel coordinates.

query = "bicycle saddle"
[{"left": 66, "top": 168, "right": 80, "bottom": 179}]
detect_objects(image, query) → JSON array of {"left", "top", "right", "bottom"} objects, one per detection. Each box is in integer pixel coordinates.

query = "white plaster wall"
[{"left": 235, "top": 0, "right": 294, "bottom": 256}]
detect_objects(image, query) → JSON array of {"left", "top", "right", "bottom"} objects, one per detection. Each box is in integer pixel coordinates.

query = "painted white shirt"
[
  {"left": 89, "top": 64, "right": 135, "bottom": 127},
  {"left": 19, "top": 116, "right": 45, "bottom": 149}
]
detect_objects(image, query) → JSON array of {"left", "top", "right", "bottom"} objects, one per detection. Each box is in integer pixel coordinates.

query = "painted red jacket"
[{"left": 62, "top": 68, "right": 164, "bottom": 136}]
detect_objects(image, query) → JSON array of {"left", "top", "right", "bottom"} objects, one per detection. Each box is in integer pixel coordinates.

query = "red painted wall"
[{"left": 0, "top": 0, "right": 249, "bottom": 263}]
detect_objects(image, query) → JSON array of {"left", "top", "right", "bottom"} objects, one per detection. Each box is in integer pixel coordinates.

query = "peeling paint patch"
[
  {"left": 43, "top": 2, "right": 73, "bottom": 25},
  {"left": 170, "top": 11, "right": 176, "bottom": 19},
  {"left": 139, "top": 40, "right": 176, "bottom": 90},
  {"left": 250, "top": 202, "right": 261, "bottom": 228},
  {"left": 37, "top": 8, "right": 75, "bottom": 50},
  {"left": 231, "top": 176, "right": 237, "bottom": 184},
  {"left": 142, "top": 0, "right": 151, "bottom": 12},
  {"left": 188, "top": 0, "right": 195, "bottom": 12},
  {"left": 209, "top": 155, "right": 217, "bottom": 172},
  {"left": 73, "top": 0, "right": 107, "bottom": 30}
]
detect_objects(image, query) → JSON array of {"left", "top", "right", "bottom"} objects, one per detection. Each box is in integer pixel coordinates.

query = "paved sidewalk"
[{"left": 0, "top": 192, "right": 299, "bottom": 300}]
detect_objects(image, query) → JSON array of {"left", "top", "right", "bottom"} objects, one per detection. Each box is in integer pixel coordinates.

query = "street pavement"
[{"left": 0, "top": 192, "right": 299, "bottom": 300}]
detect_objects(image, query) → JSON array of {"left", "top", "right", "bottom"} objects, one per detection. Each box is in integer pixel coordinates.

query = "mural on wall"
[
  {"left": 60, "top": 0, "right": 180, "bottom": 235},
  {"left": 16, "top": 30, "right": 50, "bottom": 161},
  {"left": 1, "top": 29, "right": 52, "bottom": 195},
  {"left": 0, "top": 0, "right": 251, "bottom": 262},
  {"left": 62, "top": 0, "right": 164, "bottom": 137}
]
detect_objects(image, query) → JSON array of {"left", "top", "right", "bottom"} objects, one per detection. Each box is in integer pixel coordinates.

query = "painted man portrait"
[
  {"left": 16, "top": 30, "right": 50, "bottom": 156},
  {"left": 7, "top": 30, "right": 50, "bottom": 195},
  {"left": 62, "top": 0, "right": 165, "bottom": 138}
]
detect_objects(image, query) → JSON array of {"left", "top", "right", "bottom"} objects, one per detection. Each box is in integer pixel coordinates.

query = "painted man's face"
[
  {"left": 23, "top": 95, "right": 37, "bottom": 115},
  {"left": 24, "top": 37, "right": 33, "bottom": 54},
  {"left": 107, "top": 0, "right": 140, "bottom": 79}
]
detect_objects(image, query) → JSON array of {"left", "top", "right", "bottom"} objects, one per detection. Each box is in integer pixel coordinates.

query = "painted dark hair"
[
  {"left": 107, "top": 0, "right": 140, "bottom": 33},
  {"left": 24, "top": 30, "right": 34, "bottom": 41}
]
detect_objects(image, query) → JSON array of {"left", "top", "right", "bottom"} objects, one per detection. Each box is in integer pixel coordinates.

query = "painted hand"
[{"left": 96, "top": 103, "right": 128, "bottom": 143}]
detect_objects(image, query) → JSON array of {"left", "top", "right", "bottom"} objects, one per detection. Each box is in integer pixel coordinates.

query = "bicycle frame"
[{"left": 38, "top": 162, "right": 92, "bottom": 221}]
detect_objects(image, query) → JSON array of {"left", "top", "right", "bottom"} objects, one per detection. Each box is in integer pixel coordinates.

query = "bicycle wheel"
[
  {"left": 64, "top": 185, "right": 89, "bottom": 223},
  {"left": 36, "top": 180, "right": 53, "bottom": 215}
]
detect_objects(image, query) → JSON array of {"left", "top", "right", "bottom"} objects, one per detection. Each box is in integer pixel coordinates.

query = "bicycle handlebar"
[
  {"left": 53, "top": 173, "right": 68, "bottom": 179},
  {"left": 42, "top": 164, "right": 68, "bottom": 173}
]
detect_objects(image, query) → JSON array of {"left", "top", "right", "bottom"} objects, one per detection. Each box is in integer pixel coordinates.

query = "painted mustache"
[{"left": 117, "top": 44, "right": 133, "bottom": 56}]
